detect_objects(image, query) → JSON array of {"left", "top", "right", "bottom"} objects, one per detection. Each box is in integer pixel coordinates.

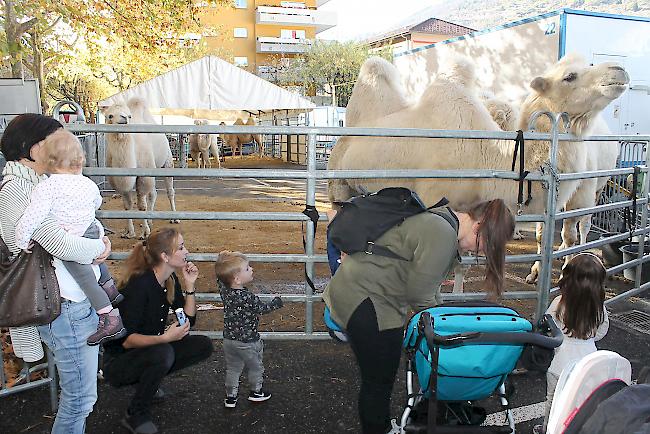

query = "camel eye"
[
  {"left": 564, "top": 72, "right": 577, "bottom": 82},
  {"left": 108, "top": 114, "right": 113, "bottom": 119}
]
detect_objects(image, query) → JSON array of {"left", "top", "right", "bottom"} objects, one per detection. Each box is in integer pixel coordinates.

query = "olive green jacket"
[{"left": 323, "top": 209, "right": 460, "bottom": 332}]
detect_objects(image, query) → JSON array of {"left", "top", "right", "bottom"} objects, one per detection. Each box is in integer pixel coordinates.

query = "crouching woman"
[{"left": 102, "top": 227, "right": 213, "bottom": 434}]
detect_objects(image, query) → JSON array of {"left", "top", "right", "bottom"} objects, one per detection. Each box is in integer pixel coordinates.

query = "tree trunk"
[
  {"left": 4, "top": 0, "right": 23, "bottom": 77},
  {"left": 4, "top": 1, "right": 38, "bottom": 78},
  {"left": 28, "top": 28, "right": 48, "bottom": 113}
]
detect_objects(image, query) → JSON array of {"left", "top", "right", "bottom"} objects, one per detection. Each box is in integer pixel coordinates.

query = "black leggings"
[
  {"left": 347, "top": 298, "right": 404, "bottom": 434},
  {"left": 103, "top": 335, "right": 213, "bottom": 416}
]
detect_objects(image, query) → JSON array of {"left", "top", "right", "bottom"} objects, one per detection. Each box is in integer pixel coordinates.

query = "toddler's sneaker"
[
  {"left": 224, "top": 395, "right": 238, "bottom": 408},
  {"left": 101, "top": 278, "right": 124, "bottom": 306},
  {"left": 248, "top": 389, "right": 271, "bottom": 402},
  {"left": 87, "top": 310, "right": 127, "bottom": 346}
]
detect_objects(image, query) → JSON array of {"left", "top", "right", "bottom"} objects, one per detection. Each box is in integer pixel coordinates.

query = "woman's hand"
[
  {"left": 181, "top": 261, "right": 199, "bottom": 288},
  {"left": 93, "top": 236, "right": 111, "bottom": 265},
  {"left": 162, "top": 321, "right": 190, "bottom": 342}
]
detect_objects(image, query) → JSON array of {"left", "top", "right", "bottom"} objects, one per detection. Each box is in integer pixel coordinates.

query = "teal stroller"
[{"left": 400, "top": 302, "right": 562, "bottom": 434}]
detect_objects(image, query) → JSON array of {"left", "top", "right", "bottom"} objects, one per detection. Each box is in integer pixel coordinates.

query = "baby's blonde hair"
[
  {"left": 214, "top": 250, "right": 248, "bottom": 286},
  {"left": 41, "top": 129, "right": 85, "bottom": 173}
]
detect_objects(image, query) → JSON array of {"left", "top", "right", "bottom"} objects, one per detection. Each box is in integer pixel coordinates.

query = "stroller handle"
[{"left": 418, "top": 312, "right": 563, "bottom": 349}]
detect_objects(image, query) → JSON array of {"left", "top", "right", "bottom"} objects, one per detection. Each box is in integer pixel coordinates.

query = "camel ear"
[
  {"left": 530, "top": 77, "right": 550, "bottom": 94},
  {"left": 99, "top": 106, "right": 109, "bottom": 115}
]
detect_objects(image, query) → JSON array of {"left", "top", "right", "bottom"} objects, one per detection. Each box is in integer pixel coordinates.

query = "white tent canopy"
[{"left": 99, "top": 56, "right": 315, "bottom": 112}]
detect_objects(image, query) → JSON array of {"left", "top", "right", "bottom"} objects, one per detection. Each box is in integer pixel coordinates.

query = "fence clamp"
[{"left": 540, "top": 161, "right": 560, "bottom": 198}]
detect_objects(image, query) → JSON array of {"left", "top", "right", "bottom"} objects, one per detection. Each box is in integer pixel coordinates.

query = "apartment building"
[{"left": 200, "top": 0, "right": 337, "bottom": 78}]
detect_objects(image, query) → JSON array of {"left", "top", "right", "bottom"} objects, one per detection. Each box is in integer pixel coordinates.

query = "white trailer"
[{"left": 393, "top": 8, "right": 650, "bottom": 135}]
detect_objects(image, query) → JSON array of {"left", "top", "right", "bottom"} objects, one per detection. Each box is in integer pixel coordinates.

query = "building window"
[
  {"left": 234, "top": 0, "right": 247, "bottom": 8},
  {"left": 234, "top": 57, "right": 248, "bottom": 67},
  {"left": 233, "top": 27, "right": 248, "bottom": 38},
  {"left": 280, "top": 29, "right": 306, "bottom": 39}
]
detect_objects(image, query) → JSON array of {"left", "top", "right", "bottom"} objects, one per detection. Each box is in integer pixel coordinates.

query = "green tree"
[
  {"left": 287, "top": 41, "right": 392, "bottom": 107},
  {"left": 1, "top": 0, "right": 229, "bottom": 109}
]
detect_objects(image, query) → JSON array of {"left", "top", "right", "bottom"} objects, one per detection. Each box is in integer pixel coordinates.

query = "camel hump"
[
  {"left": 437, "top": 54, "right": 478, "bottom": 89},
  {"left": 346, "top": 57, "right": 409, "bottom": 127},
  {"left": 246, "top": 117, "right": 256, "bottom": 126},
  {"left": 233, "top": 118, "right": 244, "bottom": 125},
  {"left": 127, "top": 97, "right": 157, "bottom": 124}
]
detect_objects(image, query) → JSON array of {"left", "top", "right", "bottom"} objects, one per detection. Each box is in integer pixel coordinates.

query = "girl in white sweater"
[{"left": 535, "top": 252, "right": 609, "bottom": 434}]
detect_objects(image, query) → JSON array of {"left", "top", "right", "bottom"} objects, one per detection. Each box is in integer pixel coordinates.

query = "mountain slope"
[{"left": 412, "top": 0, "right": 650, "bottom": 31}]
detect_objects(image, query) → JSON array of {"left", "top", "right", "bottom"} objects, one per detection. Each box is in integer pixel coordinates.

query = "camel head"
[
  {"left": 102, "top": 102, "right": 132, "bottom": 125},
  {"left": 528, "top": 53, "right": 629, "bottom": 123},
  {"left": 193, "top": 119, "right": 208, "bottom": 126}
]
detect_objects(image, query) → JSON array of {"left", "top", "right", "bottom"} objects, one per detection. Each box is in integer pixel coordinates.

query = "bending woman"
[
  {"left": 0, "top": 114, "right": 110, "bottom": 434},
  {"left": 102, "top": 227, "right": 213, "bottom": 434},
  {"left": 323, "top": 199, "right": 515, "bottom": 434}
]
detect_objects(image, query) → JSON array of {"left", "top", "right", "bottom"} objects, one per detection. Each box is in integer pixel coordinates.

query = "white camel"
[
  {"left": 102, "top": 97, "right": 179, "bottom": 239},
  {"left": 328, "top": 54, "right": 628, "bottom": 285},
  {"left": 480, "top": 91, "right": 519, "bottom": 132},
  {"left": 189, "top": 119, "right": 221, "bottom": 169}
]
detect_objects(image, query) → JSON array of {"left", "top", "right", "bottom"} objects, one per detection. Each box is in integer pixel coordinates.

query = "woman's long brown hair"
[
  {"left": 120, "top": 227, "right": 180, "bottom": 304},
  {"left": 467, "top": 199, "right": 515, "bottom": 298},
  {"left": 557, "top": 253, "right": 606, "bottom": 339}
]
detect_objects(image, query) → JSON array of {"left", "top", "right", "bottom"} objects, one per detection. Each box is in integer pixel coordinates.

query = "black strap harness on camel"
[
  {"left": 511, "top": 130, "right": 532, "bottom": 213},
  {"left": 623, "top": 165, "right": 641, "bottom": 242},
  {"left": 302, "top": 205, "right": 320, "bottom": 292}
]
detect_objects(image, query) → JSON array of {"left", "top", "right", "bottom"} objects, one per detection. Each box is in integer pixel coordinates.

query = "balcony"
[
  {"left": 257, "top": 36, "right": 312, "bottom": 54},
  {"left": 256, "top": 6, "right": 337, "bottom": 33}
]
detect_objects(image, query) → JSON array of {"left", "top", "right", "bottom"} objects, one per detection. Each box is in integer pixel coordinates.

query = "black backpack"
[{"left": 328, "top": 187, "right": 458, "bottom": 261}]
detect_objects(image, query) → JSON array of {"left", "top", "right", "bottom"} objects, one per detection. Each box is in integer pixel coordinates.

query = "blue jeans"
[{"left": 38, "top": 298, "right": 99, "bottom": 434}]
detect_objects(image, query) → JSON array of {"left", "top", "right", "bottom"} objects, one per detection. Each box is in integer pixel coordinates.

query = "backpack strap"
[
  {"left": 363, "top": 241, "right": 409, "bottom": 260},
  {"left": 426, "top": 197, "right": 449, "bottom": 210},
  {"left": 429, "top": 208, "right": 459, "bottom": 235},
  {"left": 368, "top": 202, "right": 459, "bottom": 261},
  {"left": 426, "top": 197, "right": 459, "bottom": 235}
]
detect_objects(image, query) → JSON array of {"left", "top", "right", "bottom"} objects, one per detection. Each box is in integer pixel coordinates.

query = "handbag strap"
[{"left": 0, "top": 179, "right": 15, "bottom": 261}]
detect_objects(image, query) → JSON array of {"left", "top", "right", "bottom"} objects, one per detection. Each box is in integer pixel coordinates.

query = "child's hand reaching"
[{"left": 270, "top": 296, "right": 283, "bottom": 309}]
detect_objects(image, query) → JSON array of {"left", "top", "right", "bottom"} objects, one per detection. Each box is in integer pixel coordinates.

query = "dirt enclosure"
[{"left": 99, "top": 155, "right": 639, "bottom": 331}]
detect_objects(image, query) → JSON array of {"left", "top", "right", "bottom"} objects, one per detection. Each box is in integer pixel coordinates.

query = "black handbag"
[{"left": 0, "top": 181, "right": 61, "bottom": 327}]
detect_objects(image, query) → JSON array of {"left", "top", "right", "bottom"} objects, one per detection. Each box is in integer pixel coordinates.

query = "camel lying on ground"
[
  {"left": 328, "top": 54, "right": 628, "bottom": 284},
  {"left": 189, "top": 119, "right": 221, "bottom": 168},
  {"left": 102, "top": 97, "right": 179, "bottom": 239}
]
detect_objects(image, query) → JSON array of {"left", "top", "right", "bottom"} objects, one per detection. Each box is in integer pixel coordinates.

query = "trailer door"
[{"left": 621, "top": 56, "right": 650, "bottom": 135}]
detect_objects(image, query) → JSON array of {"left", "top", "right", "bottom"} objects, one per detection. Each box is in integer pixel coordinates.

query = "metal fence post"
[
  {"left": 535, "top": 112, "right": 567, "bottom": 321},
  {"left": 634, "top": 143, "right": 650, "bottom": 288},
  {"left": 305, "top": 133, "right": 317, "bottom": 335},
  {"left": 48, "top": 348, "right": 58, "bottom": 412}
]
